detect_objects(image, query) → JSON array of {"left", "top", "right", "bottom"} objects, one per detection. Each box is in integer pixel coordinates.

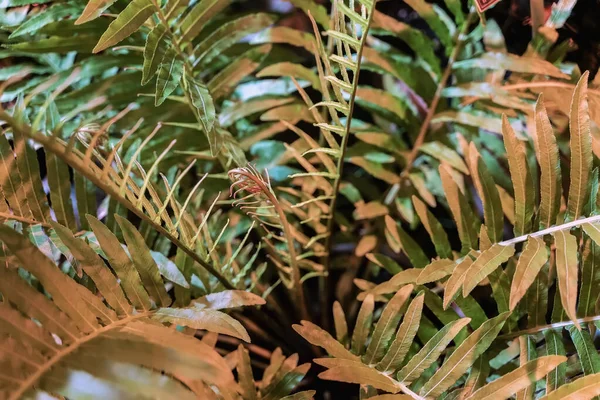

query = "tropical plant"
[{"left": 2, "top": 0, "right": 600, "bottom": 399}]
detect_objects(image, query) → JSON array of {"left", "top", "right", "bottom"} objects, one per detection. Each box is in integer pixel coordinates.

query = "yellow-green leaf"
[
  {"left": 396, "top": 318, "right": 471, "bottom": 383},
  {"left": 153, "top": 307, "right": 251, "bottom": 342},
  {"left": 463, "top": 244, "right": 515, "bottom": 297},
  {"left": 553, "top": 230, "right": 581, "bottom": 329},
  {"left": 364, "top": 285, "right": 414, "bottom": 365},
  {"left": 502, "top": 114, "right": 534, "bottom": 236},
  {"left": 509, "top": 236, "right": 548, "bottom": 311},
  {"left": 465, "top": 356, "right": 567, "bottom": 400},
  {"left": 540, "top": 372, "right": 600, "bottom": 400},
  {"left": 535, "top": 94, "right": 561, "bottom": 229},
  {"left": 419, "top": 313, "right": 509, "bottom": 398},
  {"left": 566, "top": 71, "right": 592, "bottom": 222},
  {"left": 93, "top": 0, "right": 155, "bottom": 53},
  {"left": 376, "top": 293, "right": 424, "bottom": 373}
]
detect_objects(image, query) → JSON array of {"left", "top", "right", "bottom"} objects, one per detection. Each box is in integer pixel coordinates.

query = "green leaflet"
[
  {"left": 404, "top": 0, "right": 455, "bottom": 53},
  {"left": 115, "top": 215, "right": 171, "bottom": 307},
  {"left": 178, "top": 0, "right": 232, "bottom": 43},
  {"left": 462, "top": 244, "right": 515, "bottom": 297},
  {"left": 461, "top": 355, "right": 489, "bottom": 398},
  {"left": 93, "top": 0, "right": 156, "bottom": 53},
  {"left": 468, "top": 142, "right": 503, "bottom": 243},
  {"left": 443, "top": 254, "right": 474, "bottom": 309},
  {"left": 540, "top": 372, "right": 600, "bottom": 400},
  {"left": 416, "top": 259, "right": 455, "bottom": 285},
  {"left": 285, "top": 0, "right": 329, "bottom": 27},
  {"left": 250, "top": 26, "right": 315, "bottom": 52},
  {"left": 142, "top": 24, "right": 169, "bottom": 85},
  {"left": 315, "top": 358, "right": 401, "bottom": 394},
  {"left": 419, "top": 141, "right": 469, "bottom": 174},
  {"left": 46, "top": 153, "right": 76, "bottom": 230},
  {"left": 76, "top": 0, "right": 118, "bottom": 25},
  {"left": 419, "top": 312, "right": 509, "bottom": 398},
  {"left": 8, "top": 35, "right": 99, "bottom": 53},
  {"left": 208, "top": 44, "right": 272, "bottom": 101},
  {"left": 371, "top": 11, "right": 441, "bottom": 77},
  {"left": 281, "top": 391, "right": 317, "bottom": 400},
  {"left": 333, "top": 301, "right": 349, "bottom": 346},
  {"left": 578, "top": 234, "right": 600, "bottom": 316},
  {"left": 261, "top": 363, "right": 311, "bottom": 400},
  {"left": 86, "top": 215, "right": 152, "bottom": 311},
  {"left": 184, "top": 72, "right": 216, "bottom": 131},
  {"left": 257, "top": 62, "right": 320, "bottom": 90},
  {"left": 352, "top": 294, "right": 375, "bottom": 355},
  {"left": 193, "top": 13, "right": 276, "bottom": 67},
  {"left": 502, "top": 114, "right": 534, "bottom": 236},
  {"left": 515, "top": 335, "right": 537, "bottom": 400},
  {"left": 376, "top": 293, "right": 424, "bottom": 373},
  {"left": 465, "top": 356, "right": 567, "bottom": 400},
  {"left": 155, "top": 46, "right": 184, "bottom": 106},
  {"left": 0, "top": 225, "right": 99, "bottom": 332},
  {"left": 0, "top": 135, "right": 28, "bottom": 218},
  {"left": 394, "top": 223, "right": 430, "bottom": 268},
  {"left": 396, "top": 317, "right": 471, "bottom": 383},
  {"left": 453, "top": 53, "right": 569, "bottom": 79},
  {"left": 293, "top": 320, "right": 359, "bottom": 361},
  {"left": 509, "top": 236, "right": 548, "bottom": 311},
  {"left": 439, "top": 164, "right": 480, "bottom": 253},
  {"left": 153, "top": 307, "right": 251, "bottom": 342},
  {"left": 363, "top": 285, "right": 414, "bottom": 365},
  {"left": 535, "top": 95, "right": 562, "bottom": 229},
  {"left": 568, "top": 326, "right": 600, "bottom": 376},
  {"left": 553, "top": 230, "right": 580, "bottom": 328},
  {"left": 10, "top": 3, "right": 82, "bottom": 38},
  {"left": 13, "top": 126, "right": 51, "bottom": 223},
  {"left": 356, "top": 86, "right": 413, "bottom": 120},
  {"left": 51, "top": 222, "right": 130, "bottom": 316},
  {"left": 566, "top": 72, "right": 592, "bottom": 222}
]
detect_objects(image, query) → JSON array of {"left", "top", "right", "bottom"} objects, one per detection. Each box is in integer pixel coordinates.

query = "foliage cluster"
[{"left": 2, "top": 0, "right": 600, "bottom": 399}]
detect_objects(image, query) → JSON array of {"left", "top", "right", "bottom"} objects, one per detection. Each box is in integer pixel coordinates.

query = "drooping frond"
[
  {"left": 0, "top": 220, "right": 265, "bottom": 399},
  {"left": 0, "top": 77, "right": 242, "bottom": 291}
]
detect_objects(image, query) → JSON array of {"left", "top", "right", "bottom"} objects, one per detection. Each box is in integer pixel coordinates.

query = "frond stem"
[
  {"left": 499, "top": 313, "right": 600, "bottom": 339},
  {"left": 321, "top": 1, "right": 377, "bottom": 325},
  {"left": 0, "top": 212, "right": 51, "bottom": 228},
  {"left": 398, "top": 10, "right": 477, "bottom": 180},
  {"left": 498, "top": 214, "right": 600, "bottom": 246}
]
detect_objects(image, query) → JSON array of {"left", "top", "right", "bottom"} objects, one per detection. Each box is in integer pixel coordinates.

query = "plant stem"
[
  {"left": 499, "top": 313, "right": 600, "bottom": 339},
  {"left": 0, "top": 212, "right": 51, "bottom": 228},
  {"left": 321, "top": 1, "right": 377, "bottom": 328},
  {"left": 400, "top": 10, "right": 477, "bottom": 179},
  {"left": 498, "top": 214, "right": 600, "bottom": 246}
]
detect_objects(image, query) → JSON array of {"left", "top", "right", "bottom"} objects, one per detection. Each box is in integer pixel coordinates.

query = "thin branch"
[
  {"left": 499, "top": 214, "right": 600, "bottom": 246},
  {"left": 397, "top": 381, "right": 426, "bottom": 400},
  {"left": 0, "top": 212, "right": 51, "bottom": 228},
  {"left": 400, "top": 10, "right": 477, "bottom": 178},
  {"left": 499, "top": 313, "right": 600, "bottom": 339}
]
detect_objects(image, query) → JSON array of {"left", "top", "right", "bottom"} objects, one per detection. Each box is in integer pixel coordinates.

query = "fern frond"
[
  {"left": 0, "top": 98, "right": 236, "bottom": 290},
  {"left": 0, "top": 221, "right": 267, "bottom": 399}
]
